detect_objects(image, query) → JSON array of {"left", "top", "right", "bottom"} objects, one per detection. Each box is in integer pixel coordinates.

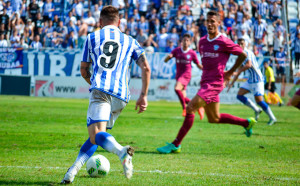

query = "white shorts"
[
  {"left": 241, "top": 81, "right": 264, "bottom": 96},
  {"left": 87, "top": 89, "right": 127, "bottom": 129}
]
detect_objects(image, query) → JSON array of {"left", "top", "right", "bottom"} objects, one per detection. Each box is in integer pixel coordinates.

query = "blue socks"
[
  {"left": 81, "top": 138, "right": 98, "bottom": 157},
  {"left": 237, "top": 95, "right": 248, "bottom": 104},
  {"left": 258, "top": 101, "right": 276, "bottom": 120},
  {"left": 237, "top": 95, "right": 260, "bottom": 112},
  {"left": 257, "top": 101, "right": 268, "bottom": 111},
  {"left": 95, "top": 132, "right": 123, "bottom": 158},
  {"left": 69, "top": 132, "right": 124, "bottom": 174},
  {"left": 69, "top": 138, "right": 98, "bottom": 173}
]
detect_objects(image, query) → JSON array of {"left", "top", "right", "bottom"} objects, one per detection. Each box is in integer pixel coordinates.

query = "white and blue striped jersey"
[
  {"left": 257, "top": 2, "right": 268, "bottom": 16},
  {"left": 243, "top": 49, "right": 264, "bottom": 83},
  {"left": 82, "top": 25, "right": 144, "bottom": 103},
  {"left": 253, "top": 23, "right": 266, "bottom": 40}
]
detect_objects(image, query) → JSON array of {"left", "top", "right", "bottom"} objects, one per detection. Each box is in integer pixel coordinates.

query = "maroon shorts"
[
  {"left": 296, "top": 89, "right": 300, "bottom": 96},
  {"left": 197, "top": 83, "right": 223, "bottom": 104},
  {"left": 176, "top": 76, "right": 191, "bottom": 90}
]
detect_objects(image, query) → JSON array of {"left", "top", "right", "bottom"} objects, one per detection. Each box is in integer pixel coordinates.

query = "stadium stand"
[{"left": 0, "top": 0, "right": 298, "bottom": 72}]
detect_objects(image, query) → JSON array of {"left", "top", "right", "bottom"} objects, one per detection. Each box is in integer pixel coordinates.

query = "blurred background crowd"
[{"left": 0, "top": 0, "right": 299, "bottom": 70}]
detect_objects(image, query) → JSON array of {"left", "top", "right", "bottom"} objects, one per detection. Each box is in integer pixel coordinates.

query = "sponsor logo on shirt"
[
  {"left": 203, "top": 52, "right": 219, "bottom": 58},
  {"left": 214, "top": 45, "right": 219, "bottom": 51},
  {"left": 176, "top": 59, "right": 190, "bottom": 64}
]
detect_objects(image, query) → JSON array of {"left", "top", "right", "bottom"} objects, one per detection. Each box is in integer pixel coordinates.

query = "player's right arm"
[
  {"left": 164, "top": 48, "right": 177, "bottom": 63},
  {"left": 164, "top": 53, "right": 173, "bottom": 63},
  {"left": 80, "top": 62, "right": 91, "bottom": 85},
  {"left": 80, "top": 35, "right": 91, "bottom": 85},
  {"left": 136, "top": 53, "right": 151, "bottom": 113}
]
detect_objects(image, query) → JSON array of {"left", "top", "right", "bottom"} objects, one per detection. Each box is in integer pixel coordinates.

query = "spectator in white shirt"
[
  {"left": 270, "top": 1, "right": 281, "bottom": 21},
  {"left": 92, "top": 4, "right": 101, "bottom": 22},
  {"left": 138, "top": 0, "right": 149, "bottom": 17},
  {"left": 275, "top": 19, "right": 286, "bottom": 38},
  {"left": 84, "top": 11, "right": 96, "bottom": 33},
  {"left": 0, "top": 34, "right": 8, "bottom": 47},
  {"left": 241, "top": 29, "right": 251, "bottom": 48},
  {"left": 75, "top": 0, "right": 84, "bottom": 19},
  {"left": 273, "top": 31, "right": 284, "bottom": 56},
  {"left": 30, "top": 35, "right": 43, "bottom": 49},
  {"left": 156, "top": 27, "right": 169, "bottom": 52},
  {"left": 10, "top": 30, "right": 21, "bottom": 47},
  {"left": 144, "top": 39, "right": 155, "bottom": 53},
  {"left": 119, "top": 13, "right": 127, "bottom": 32},
  {"left": 112, "top": 0, "right": 125, "bottom": 15},
  {"left": 136, "top": 28, "right": 148, "bottom": 46}
]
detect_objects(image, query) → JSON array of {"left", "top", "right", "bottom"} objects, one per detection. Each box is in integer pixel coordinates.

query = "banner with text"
[
  {"left": 0, "top": 48, "right": 23, "bottom": 69},
  {"left": 35, "top": 76, "right": 281, "bottom": 105},
  {"left": 0, "top": 49, "right": 270, "bottom": 80}
]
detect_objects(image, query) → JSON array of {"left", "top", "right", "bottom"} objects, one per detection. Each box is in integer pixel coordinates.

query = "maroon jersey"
[
  {"left": 198, "top": 34, "right": 243, "bottom": 86},
  {"left": 171, "top": 47, "right": 200, "bottom": 86},
  {"left": 197, "top": 34, "right": 243, "bottom": 104}
]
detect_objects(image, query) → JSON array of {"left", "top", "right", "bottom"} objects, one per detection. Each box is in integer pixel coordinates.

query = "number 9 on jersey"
[{"left": 97, "top": 40, "right": 121, "bottom": 71}]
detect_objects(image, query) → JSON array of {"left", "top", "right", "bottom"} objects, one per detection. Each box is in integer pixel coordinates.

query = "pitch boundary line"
[{"left": 0, "top": 165, "right": 299, "bottom": 181}]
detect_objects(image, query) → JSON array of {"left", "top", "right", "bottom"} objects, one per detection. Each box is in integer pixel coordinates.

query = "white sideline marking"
[{"left": 0, "top": 165, "right": 299, "bottom": 181}]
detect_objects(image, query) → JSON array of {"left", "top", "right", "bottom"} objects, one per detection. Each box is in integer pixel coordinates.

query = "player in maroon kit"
[
  {"left": 290, "top": 78, "right": 300, "bottom": 110},
  {"left": 157, "top": 11, "right": 256, "bottom": 154},
  {"left": 164, "top": 34, "right": 205, "bottom": 119}
]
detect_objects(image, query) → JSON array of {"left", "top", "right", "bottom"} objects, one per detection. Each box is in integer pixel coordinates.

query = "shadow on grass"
[
  {"left": 0, "top": 181, "right": 58, "bottom": 185},
  {"left": 134, "top": 150, "right": 160, "bottom": 155}
]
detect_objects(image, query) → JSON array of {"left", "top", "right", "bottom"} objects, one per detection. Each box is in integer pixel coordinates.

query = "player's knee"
[
  {"left": 208, "top": 117, "right": 220, "bottom": 123},
  {"left": 89, "top": 136, "right": 97, "bottom": 145},
  {"left": 291, "top": 99, "right": 298, "bottom": 107},
  {"left": 186, "top": 104, "right": 195, "bottom": 114}
]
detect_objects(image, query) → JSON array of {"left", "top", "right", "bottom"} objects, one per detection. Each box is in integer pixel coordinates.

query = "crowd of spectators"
[{"left": 0, "top": 0, "right": 297, "bottom": 69}]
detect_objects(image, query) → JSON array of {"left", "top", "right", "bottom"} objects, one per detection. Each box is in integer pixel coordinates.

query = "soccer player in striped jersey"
[
  {"left": 253, "top": 16, "right": 267, "bottom": 44},
  {"left": 257, "top": 0, "right": 268, "bottom": 19},
  {"left": 164, "top": 33, "right": 204, "bottom": 119},
  {"left": 157, "top": 11, "right": 256, "bottom": 154},
  {"left": 61, "top": 6, "right": 151, "bottom": 183},
  {"left": 228, "top": 38, "right": 277, "bottom": 125}
]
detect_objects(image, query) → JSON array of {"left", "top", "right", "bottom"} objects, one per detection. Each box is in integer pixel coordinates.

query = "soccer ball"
[{"left": 86, "top": 154, "right": 110, "bottom": 177}]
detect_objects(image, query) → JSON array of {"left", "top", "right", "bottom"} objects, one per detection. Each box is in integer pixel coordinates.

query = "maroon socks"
[
  {"left": 172, "top": 113, "right": 195, "bottom": 147},
  {"left": 218, "top": 113, "right": 249, "bottom": 128}
]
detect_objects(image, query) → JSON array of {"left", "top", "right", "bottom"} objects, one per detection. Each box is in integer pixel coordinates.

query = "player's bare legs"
[
  {"left": 88, "top": 122, "right": 134, "bottom": 179},
  {"left": 237, "top": 88, "right": 262, "bottom": 120},
  {"left": 236, "top": 88, "right": 276, "bottom": 125},
  {"left": 174, "top": 81, "right": 188, "bottom": 116},
  {"left": 62, "top": 122, "right": 134, "bottom": 183},
  {"left": 157, "top": 95, "right": 205, "bottom": 153},
  {"left": 157, "top": 93, "right": 256, "bottom": 153},
  {"left": 203, "top": 102, "right": 249, "bottom": 127}
]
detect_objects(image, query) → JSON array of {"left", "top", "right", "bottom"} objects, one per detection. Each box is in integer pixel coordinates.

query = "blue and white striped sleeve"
[
  {"left": 81, "top": 35, "right": 90, "bottom": 63},
  {"left": 242, "top": 50, "right": 249, "bottom": 66},
  {"left": 131, "top": 39, "right": 145, "bottom": 63}
]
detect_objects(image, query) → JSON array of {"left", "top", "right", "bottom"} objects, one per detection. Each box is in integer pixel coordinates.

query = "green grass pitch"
[{"left": 0, "top": 95, "right": 299, "bottom": 185}]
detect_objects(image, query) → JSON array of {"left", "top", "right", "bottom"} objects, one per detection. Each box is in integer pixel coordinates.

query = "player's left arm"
[
  {"left": 227, "top": 60, "right": 251, "bottom": 92},
  {"left": 80, "top": 62, "right": 92, "bottom": 85},
  {"left": 136, "top": 53, "right": 151, "bottom": 114},
  {"left": 193, "top": 52, "right": 203, "bottom": 70},
  {"left": 196, "top": 63, "right": 203, "bottom": 70},
  {"left": 224, "top": 51, "right": 247, "bottom": 87}
]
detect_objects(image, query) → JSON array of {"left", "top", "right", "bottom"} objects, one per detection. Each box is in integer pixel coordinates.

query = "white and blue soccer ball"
[{"left": 86, "top": 154, "right": 110, "bottom": 177}]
